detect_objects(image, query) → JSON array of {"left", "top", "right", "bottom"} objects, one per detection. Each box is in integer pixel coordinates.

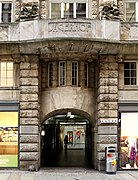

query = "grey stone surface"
[
  {"left": 97, "top": 135, "right": 117, "bottom": 143},
  {"left": 20, "top": 109, "right": 39, "bottom": 118},
  {"left": 20, "top": 143, "right": 39, "bottom": 152},
  {"left": 20, "top": 126, "right": 39, "bottom": 134},
  {"left": 1, "top": 168, "right": 138, "bottom": 180},
  {"left": 98, "top": 126, "right": 117, "bottom": 135},
  {"left": 20, "top": 152, "right": 38, "bottom": 161},
  {"left": 20, "top": 135, "right": 39, "bottom": 143}
]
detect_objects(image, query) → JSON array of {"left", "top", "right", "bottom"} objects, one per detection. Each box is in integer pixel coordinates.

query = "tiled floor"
[{"left": 44, "top": 149, "right": 91, "bottom": 168}]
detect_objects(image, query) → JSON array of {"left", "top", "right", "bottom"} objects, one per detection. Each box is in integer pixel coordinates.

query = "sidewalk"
[{"left": 0, "top": 168, "right": 138, "bottom": 180}]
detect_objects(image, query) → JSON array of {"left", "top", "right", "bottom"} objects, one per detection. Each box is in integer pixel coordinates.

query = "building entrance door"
[{"left": 41, "top": 114, "right": 92, "bottom": 168}]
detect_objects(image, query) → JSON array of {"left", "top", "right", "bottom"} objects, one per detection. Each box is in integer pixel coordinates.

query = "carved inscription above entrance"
[{"left": 48, "top": 22, "right": 91, "bottom": 33}]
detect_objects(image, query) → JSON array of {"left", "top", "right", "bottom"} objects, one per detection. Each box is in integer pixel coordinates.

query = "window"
[
  {"left": 76, "top": 3, "right": 86, "bottom": 18},
  {"left": 0, "top": 62, "right": 13, "bottom": 86},
  {"left": 59, "top": 62, "right": 66, "bottom": 86},
  {"left": 84, "top": 63, "right": 88, "bottom": 86},
  {"left": 124, "top": 62, "right": 136, "bottom": 85},
  {"left": 125, "top": 1, "right": 138, "bottom": 22},
  {"left": 72, "top": 62, "right": 78, "bottom": 86},
  {"left": 51, "top": 3, "right": 61, "bottom": 18},
  {"left": 50, "top": 1, "right": 87, "bottom": 19},
  {"left": 48, "top": 62, "right": 53, "bottom": 87},
  {"left": 0, "top": 2, "right": 12, "bottom": 23}
]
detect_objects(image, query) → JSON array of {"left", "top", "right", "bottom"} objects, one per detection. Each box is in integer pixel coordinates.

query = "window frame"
[
  {"left": 50, "top": 0, "right": 88, "bottom": 19},
  {"left": 59, "top": 61, "right": 66, "bottom": 86},
  {"left": 0, "top": 61, "right": 13, "bottom": 87},
  {"left": 0, "top": 1, "right": 13, "bottom": 23},
  {"left": 71, "top": 61, "right": 78, "bottom": 86},
  {"left": 125, "top": 0, "right": 138, "bottom": 22},
  {"left": 124, "top": 61, "right": 137, "bottom": 85}
]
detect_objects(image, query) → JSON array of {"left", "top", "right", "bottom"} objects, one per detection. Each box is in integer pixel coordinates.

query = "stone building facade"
[{"left": 0, "top": 0, "right": 138, "bottom": 171}]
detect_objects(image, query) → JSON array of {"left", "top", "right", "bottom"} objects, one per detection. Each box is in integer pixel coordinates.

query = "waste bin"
[{"left": 105, "top": 146, "right": 117, "bottom": 173}]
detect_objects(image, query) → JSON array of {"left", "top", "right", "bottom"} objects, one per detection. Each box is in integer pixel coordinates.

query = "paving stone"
[{"left": 8, "top": 173, "right": 21, "bottom": 180}]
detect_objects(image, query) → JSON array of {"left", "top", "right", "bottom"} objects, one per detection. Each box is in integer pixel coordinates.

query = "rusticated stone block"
[
  {"left": 20, "top": 143, "right": 39, "bottom": 152},
  {"left": 20, "top": 125, "right": 39, "bottom": 134},
  {"left": 97, "top": 94, "right": 118, "bottom": 102},
  {"left": 98, "top": 102, "right": 118, "bottom": 110},
  {"left": 97, "top": 135, "right": 117, "bottom": 144},
  {"left": 20, "top": 62, "right": 30, "bottom": 69},
  {"left": 98, "top": 110, "right": 118, "bottom": 118},
  {"left": 97, "top": 144, "right": 117, "bottom": 152},
  {"left": 20, "top": 118, "right": 39, "bottom": 125},
  {"left": 20, "top": 102, "right": 39, "bottom": 110},
  {"left": 20, "top": 94, "right": 38, "bottom": 102},
  {"left": 99, "top": 71, "right": 118, "bottom": 78},
  {"left": 98, "top": 86, "right": 118, "bottom": 94},
  {"left": 98, "top": 126, "right": 117, "bottom": 135},
  {"left": 97, "top": 152, "right": 105, "bottom": 160},
  {"left": 97, "top": 160, "right": 105, "bottom": 171},
  {"left": 20, "top": 109, "right": 39, "bottom": 118},
  {"left": 20, "top": 135, "right": 39, "bottom": 143},
  {"left": 99, "top": 78, "right": 118, "bottom": 86},
  {"left": 20, "top": 86, "right": 38, "bottom": 94},
  {"left": 20, "top": 160, "right": 39, "bottom": 171},
  {"left": 20, "top": 152, "right": 38, "bottom": 161},
  {"left": 20, "top": 78, "right": 38, "bottom": 86},
  {"left": 100, "top": 63, "right": 118, "bottom": 70},
  {"left": 20, "top": 70, "right": 38, "bottom": 77}
]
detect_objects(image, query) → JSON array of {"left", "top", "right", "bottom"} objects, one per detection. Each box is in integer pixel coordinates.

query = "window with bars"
[
  {"left": 72, "top": 62, "right": 78, "bottom": 86},
  {"left": 0, "top": 62, "right": 13, "bottom": 86},
  {"left": 59, "top": 62, "right": 66, "bottom": 86},
  {"left": 1, "top": 3, "right": 12, "bottom": 23},
  {"left": 124, "top": 62, "right": 136, "bottom": 85}
]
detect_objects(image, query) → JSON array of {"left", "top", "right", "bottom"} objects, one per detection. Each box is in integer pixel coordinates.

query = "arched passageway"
[{"left": 41, "top": 111, "right": 94, "bottom": 168}]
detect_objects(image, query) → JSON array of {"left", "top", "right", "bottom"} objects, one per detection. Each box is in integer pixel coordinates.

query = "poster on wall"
[
  {"left": 0, "top": 112, "right": 18, "bottom": 167},
  {"left": 121, "top": 113, "right": 138, "bottom": 169}
]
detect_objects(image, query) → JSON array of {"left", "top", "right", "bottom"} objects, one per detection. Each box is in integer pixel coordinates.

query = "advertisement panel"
[{"left": 0, "top": 112, "right": 18, "bottom": 167}]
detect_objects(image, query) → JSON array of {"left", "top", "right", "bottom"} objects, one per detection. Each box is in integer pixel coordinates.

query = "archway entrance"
[{"left": 41, "top": 113, "right": 92, "bottom": 168}]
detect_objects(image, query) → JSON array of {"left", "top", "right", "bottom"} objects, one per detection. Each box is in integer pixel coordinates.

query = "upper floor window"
[
  {"left": 59, "top": 62, "right": 66, "bottom": 86},
  {"left": 125, "top": 1, "right": 138, "bottom": 22},
  {"left": 0, "top": 2, "right": 12, "bottom": 23},
  {"left": 0, "top": 62, "right": 13, "bottom": 86},
  {"left": 124, "top": 62, "right": 136, "bottom": 85},
  {"left": 72, "top": 62, "right": 78, "bottom": 86},
  {"left": 50, "top": 1, "right": 87, "bottom": 19}
]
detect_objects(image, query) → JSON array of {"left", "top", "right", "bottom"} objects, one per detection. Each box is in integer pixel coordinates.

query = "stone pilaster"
[
  {"left": 19, "top": 55, "right": 40, "bottom": 171},
  {"left": 97, "top": 55, "right": 118, "bottom": 171},
  {"left": 89, "top": 0, "right": 98, "bottom": 19}
]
